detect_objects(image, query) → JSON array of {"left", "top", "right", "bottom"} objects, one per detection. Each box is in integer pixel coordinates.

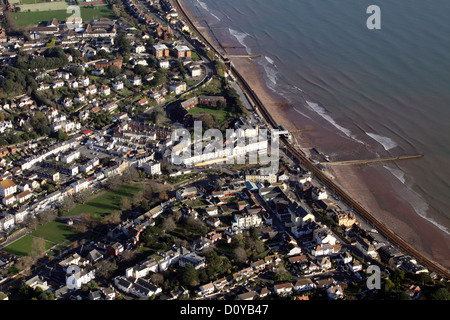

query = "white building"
[{"left": 142, "top": 162, "right": 161, "bottom": 176}]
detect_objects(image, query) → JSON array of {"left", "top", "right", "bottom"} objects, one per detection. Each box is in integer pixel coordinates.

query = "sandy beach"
[{"left": 177, "top": 0, "right": 450, "bottom": 272}]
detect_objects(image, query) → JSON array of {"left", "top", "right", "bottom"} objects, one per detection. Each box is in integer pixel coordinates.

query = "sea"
[{"left": 182, "top": 0, "right": 450, "bottom": 251}]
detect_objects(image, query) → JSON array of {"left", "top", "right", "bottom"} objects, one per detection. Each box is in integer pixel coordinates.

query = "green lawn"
[
  {"left": 188, "top": 106, "right": 227, "bottom": 122},
  {"left": 30, "top": 220, "right": 79, "bottom": 244},
  {"left": 12, "top": 6, "right": 117, "bottom": 26},
  {"left": 64, "top": 184, "right": 142, "bottom": 219},
  {"left": 2, "top": 235, "right": 54, "bottom": 257}
]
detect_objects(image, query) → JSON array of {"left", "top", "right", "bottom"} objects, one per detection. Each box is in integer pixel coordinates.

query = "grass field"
[
  {"left": 12, "top": 6, "right": 117, "bottom": 26},
  {"left": 3, "top": 184, "right": 140, "bottom": 256},
  {"left": 30, "top": 220, "right": 79, "bottom": 244},
  {"left": 2, "top": 235, "right": 54, "bottom": 257},
  {"left": 64, "top": 184, "right": 142, "bottom": 219},
  {"left": 188, "top": 106, "right": 227, "bottom": 122}
]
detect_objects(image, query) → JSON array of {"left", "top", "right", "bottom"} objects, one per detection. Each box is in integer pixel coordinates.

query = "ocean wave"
[
  {"left": 383, "top": 165, "right": 406, "bottom": 184},
  {"left": 305, "top": 101, "right": 366, "bottom": 145},
  {"left": 264, "top": 55, "right": 275, "bottom": 65},
  {"left": 383, "top": 165, "right": 450, "bottom": 236},
  {"left": 196, "top": 0, "right": 221, "bottom": 21},
  {"left": 228, "top": 28, "right": 251, "bottom": 54},
  {"left": 366, "top": 132, "right": 398, "bottom": 151}
]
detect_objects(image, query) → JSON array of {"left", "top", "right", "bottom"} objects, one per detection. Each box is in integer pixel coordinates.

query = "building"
[
  {"left": 0, "top": 179, "right": 17, "bottom": 198},
  {"left": 153, "top": 44, "right": 169, "bottom": 58},
  {"left": 174, "top": 45, "right": 191, "bottom": 58},
  {"left": 142, "top": 162, "right": 161, "bottom": 176},
  {"left": 232, "top": 211, "right": 263, "bottom": 230}
]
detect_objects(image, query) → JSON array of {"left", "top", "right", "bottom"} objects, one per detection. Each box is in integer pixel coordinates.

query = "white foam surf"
[
  {"left": 305, "top": 101, "right": 365, "bottom": 145},
  {"left": 197, "top": 0, "right": 221, "bottom": 21},
  {"left": 366, "top": 132, "right": 398, "bottom": 151},
  {"left": 228, "top": 28, "right": 251, "bottom": 54}
]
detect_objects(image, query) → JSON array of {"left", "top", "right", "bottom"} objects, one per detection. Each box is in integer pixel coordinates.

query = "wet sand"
[{"left": 178, "top": 0, "right": 450, "bottom": 272}]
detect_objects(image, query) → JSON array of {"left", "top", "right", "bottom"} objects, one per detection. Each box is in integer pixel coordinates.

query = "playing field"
[
  {"left": 64, "top": 184, "right": 142, "bottom": 219},
  {"left": 12, "top": 5, "right": 117, "bottom": 26},
  {"left": 2, "top": 235, "right": 54, "bottom": 257},
  {"left": 188, "top": 106, "right": 227, "bottom": 122},
  {"left": 2, "top": 184, "right": 140, "bottom": 256}
]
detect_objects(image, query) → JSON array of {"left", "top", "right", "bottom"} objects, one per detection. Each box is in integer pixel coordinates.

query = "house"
[
  {"left": 0, "top": 179, "right": 17, "bottom": 198},
  {"left": 169, "top": 82, "right": 187, "bottom": 95},
  {"left": 313, "top": 227, "right": 337, "bottom": 246},
  {"left": 66, "top": 265, "right": 96, "bottom": 290},
  {"left": 176, "top": 186, "right": 198, "bottom": 201},
  {"left": 178, "top": 252, "right": 206, "bottom": 270},
  {"left": 348, "top": 260, "right": 362, "bottom": 273},
  {"left": 0, "top": 214, "right": 15, "bottom": 230},
  {"left": 106, "top": 242, "right": 124, "bottom": 257},
  {"left": 213, "top": 277, "right": 228, "bottom": 291},
  {"left": 316, "top": 256, "right": 332, "bottom": 271},
  {"left": 100, "top": 84, "right": 111, "bottom": 96},
  {"left": 237, "top": 290, "right": 258, "bottom": 300},
  {"left": 53, "top": 80, "right": 65, "bottom": 89},
  {"left": 205, "top": 206, "right": 218, "bottom": 216},
  {"left": 355, "top": 237, "right": 378, "bottom": 259},
  {"left": 159, "top": 60, "right": 170, "bottom": 69},
  {"left": 113, "top": 81, "right": 124, "bottom": 90},
  {"left": 274, "top": 282, "right": 293, "bottom": 296},
  {"left": 17, "top": 190, "right": 32, "bottom": 203},
  {"left": 130, "top": 77, "right": 142, "bottom": 86},
  {"left": 137, "top": 98, "right": 148, "bottom": 107},
  {"left": 174, "top": 45, "right": 191, "bottom": 58},
  {"left": 293, "top": 278, "right": 315, "bottom": 292},
  {"left": 199, "top": 282, "right": 215, "bottom": 295},
  {"left": 327, "top": 285, "right": 344, "bottom": 300},
  {"left": 141, "top": 162, "right": 161, "bottom": 176},
  {"left": 89, "top": 290, "right": 102, "bottom": 300},
  {"left": 153, "top": 44, "right": 169, "bottom": 57},
  {"left": 188, "top": 65, "right": 202, "bottom": 77}
]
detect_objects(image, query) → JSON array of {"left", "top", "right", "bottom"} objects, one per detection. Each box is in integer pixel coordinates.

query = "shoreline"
[{"left": 175, "top": 0, "right": 450, "bottom": 274}]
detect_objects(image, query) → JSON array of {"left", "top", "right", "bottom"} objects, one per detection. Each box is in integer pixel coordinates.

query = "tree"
[
  {"left": 102, "top": 210, "right": 122, "bottom": 225},
  {"left": 430, "top": 287, "right": 450, "bottom": 300},
  {"left": 120, "top": 197, "right": 132, "bottom": 211},
  {"left": 151, "top": 273, "right": 164, "bottom": 286},
  {"left": 161, "top": 217, "right": 176, "bottom": 232},
  {"left": 144, "top": 184, "right": 154, "bottom": 200},
  {"left": 96, "top": 260, "right": 118, "bottom": 280},
  {"left": 29, "top": 237, "right": 46, "bottom": 259},
  {"left": 70, "top": 66, "right": 84, "bottom": 77},
  {"left": 106, "top": 175, "right": 121, "bottom": 190},
  {"left": 232, "top": 247, "right": 247, "bottom": 264},
  {"left": 181, "top": 263, "right": 199, "bottom": 287},
  {"left": 158, "top": 190, "right": 169, "bottom": 201},
  {"left": 30, "top": 111, "right": 49, "bottom": 136},
  {"left": 106, "top": 65, "right": 121, "bottom": 78},
  {"left": 116, "top": 31, "right": 131, "bottom": 56},
  {"left": 273, "top": 266, "right": 292, "bottom": 282},
  {"left": 134, "top": 64, "right": 149, "bottom": 76},
  {"left": 14, "top": 256, "right": 34, "bottom": 275},
  {"left": 122, "top": 167, "right": 139, "bottom": 182},
  {"left": 74, "top": 191, "right": 90, "bottom": 204}
]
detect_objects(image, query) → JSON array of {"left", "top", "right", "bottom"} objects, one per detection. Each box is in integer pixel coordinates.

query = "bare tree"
[
  {"left": 30, "top": 237, "right": 46, "bottom": 259},
  {"left": 233, "top": 247, "right": 248, "bottom": 264},
  {"left": 161, "top": 217, "right": 176, "bottom": 232},
  {"left": 120, "top": 197, "right": 132, "bottom": 211},
  {"left": 102, "top": 210, "right": 122, "bottom": 225},
  {"left": 150, "top": 273, "right": 164, "bottom": 286}
]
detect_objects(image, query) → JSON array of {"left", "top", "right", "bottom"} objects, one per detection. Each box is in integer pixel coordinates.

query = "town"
[{"left": 0, "top": 0, "right": 448, "bottom": 302}]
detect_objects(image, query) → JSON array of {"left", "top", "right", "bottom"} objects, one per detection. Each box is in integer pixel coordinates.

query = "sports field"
[
  {"left": 2, "top": 184, "right": 140, "bottom": 256},
  {"left": 12, "top": 5, "right": 117, "bottom": 26},
  {"left": 2, "top": 235, "right": 54, "bottom": 257},
  {"left": 64, "top": 184, "right": 141, "bottom": 219}
]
